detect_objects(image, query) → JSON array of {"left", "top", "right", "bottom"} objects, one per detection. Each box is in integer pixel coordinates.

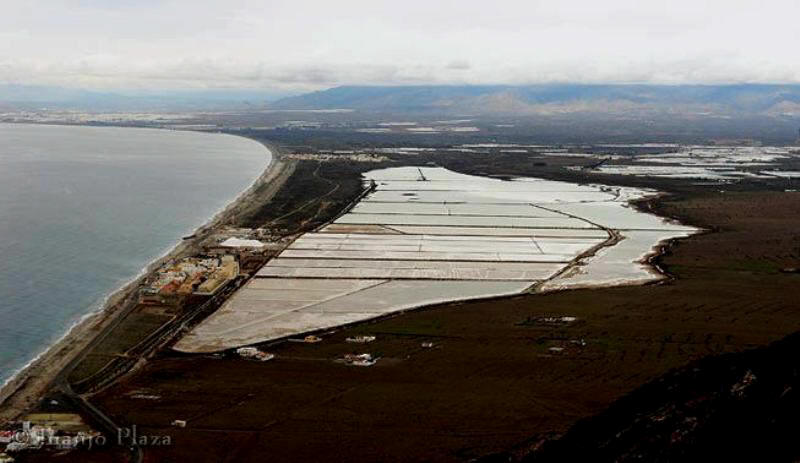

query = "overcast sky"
[{"left": 2, "top": 0, "right": 799, "bottom": 92}]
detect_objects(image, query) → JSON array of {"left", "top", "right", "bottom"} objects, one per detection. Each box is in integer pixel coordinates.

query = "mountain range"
[
  {"left": 270, "top": 84, "right": 800, "bottom": 117},
  {"left": 3, "top": 83, "right": 800, "bottom": 118}
]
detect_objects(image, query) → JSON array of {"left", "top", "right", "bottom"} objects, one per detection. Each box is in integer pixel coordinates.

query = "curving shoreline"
[{"left": 0, "top": 135, "right": 291, "bottom": 422}]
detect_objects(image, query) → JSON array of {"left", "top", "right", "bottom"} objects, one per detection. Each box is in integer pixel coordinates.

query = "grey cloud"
[
  {"left": 1, "top": 0, "right": 799, "bottom": 91},
  {"left": 446, "top": 60, "right": 471, "bottom": 71}
]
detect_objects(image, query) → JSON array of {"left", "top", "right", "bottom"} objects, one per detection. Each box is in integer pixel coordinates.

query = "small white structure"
[
  {"left": 235, "top": 347, "right": 275, "bottom": 361},
  {"left": 342, "top": 353, "right": 378, "bottom": 366},
  {"left": 220, "top": 237, "right": 265, "bottom": 249}
]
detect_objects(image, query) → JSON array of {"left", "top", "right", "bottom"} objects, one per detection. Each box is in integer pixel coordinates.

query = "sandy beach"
[{"left": 0, "top": 138, "right": 292, "bottom": 423}]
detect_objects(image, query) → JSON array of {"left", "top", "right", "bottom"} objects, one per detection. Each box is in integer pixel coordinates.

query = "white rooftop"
[{"left": 220, "top": 237, "right": 265, "bottom": 248}]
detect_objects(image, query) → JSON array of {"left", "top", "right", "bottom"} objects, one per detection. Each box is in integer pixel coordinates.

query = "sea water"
[{"left": 0, "top": 123, "right": 270, "bottom": 387}]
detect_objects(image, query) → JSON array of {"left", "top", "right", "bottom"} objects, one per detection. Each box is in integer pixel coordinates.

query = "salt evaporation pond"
[
  {"left": 0, "top": 124, "right": 270, "bottom": 386},
  {"left": 585, "top": 146, "right": 800, "bottom": 180},
  {"left": 177, "top": 166, "right": 697, "bottom": 353}
]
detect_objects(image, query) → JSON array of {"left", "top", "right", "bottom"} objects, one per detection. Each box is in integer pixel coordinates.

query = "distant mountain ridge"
[
  {"left": 4, "top": 83, "right": 800, "bottom": 117},
  {"left": 270, "top": 84, "right": 800, "bottom": 116},
  {"left": 0, "top": 84, "right": 289, "bottom": 111}
]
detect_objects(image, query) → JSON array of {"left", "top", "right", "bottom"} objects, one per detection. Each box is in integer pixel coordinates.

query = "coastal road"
[{"left": 50, "top": 276, "right": 249, "bottom": 462}]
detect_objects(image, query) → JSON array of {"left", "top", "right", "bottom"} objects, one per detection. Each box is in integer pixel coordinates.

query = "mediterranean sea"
[{"left": 0, "top": 123, "right": 269, "bottom": 386}]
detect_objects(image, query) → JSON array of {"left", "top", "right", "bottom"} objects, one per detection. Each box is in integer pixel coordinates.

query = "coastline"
[{"left": 0, "top": 135, "right": 291, "bottom": 422}]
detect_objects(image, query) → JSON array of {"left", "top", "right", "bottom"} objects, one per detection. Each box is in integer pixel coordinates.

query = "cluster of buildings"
[
  {"left": 284, "top": 152, "right": 389, "bottom": 162},
  {"left": 0, "top": 110, "right": 185, "bottom": 125},
  {"left": 1, "top": 415, "right": 102, "bottom": 458},
  {"left": 140, "top": 256, "right": 239, "bottom": 305},
  {"left": 205, "top": 232, "right": 288, "bottom": 273},
  {"left": 139, "top": 230, "right": 286, "bottom": 305}
]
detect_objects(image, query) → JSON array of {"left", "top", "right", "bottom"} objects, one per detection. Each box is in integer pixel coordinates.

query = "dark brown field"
[{"left": 22, "top": 190, "right": 793, "bottom": 463}]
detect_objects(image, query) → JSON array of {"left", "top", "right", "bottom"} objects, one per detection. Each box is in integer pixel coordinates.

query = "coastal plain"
[
  {"left": 5, "top": 136, "right": 800, "bottom": 463},
  {"left": 83, "top": 189, "right": 800, "bottom": 463}
]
